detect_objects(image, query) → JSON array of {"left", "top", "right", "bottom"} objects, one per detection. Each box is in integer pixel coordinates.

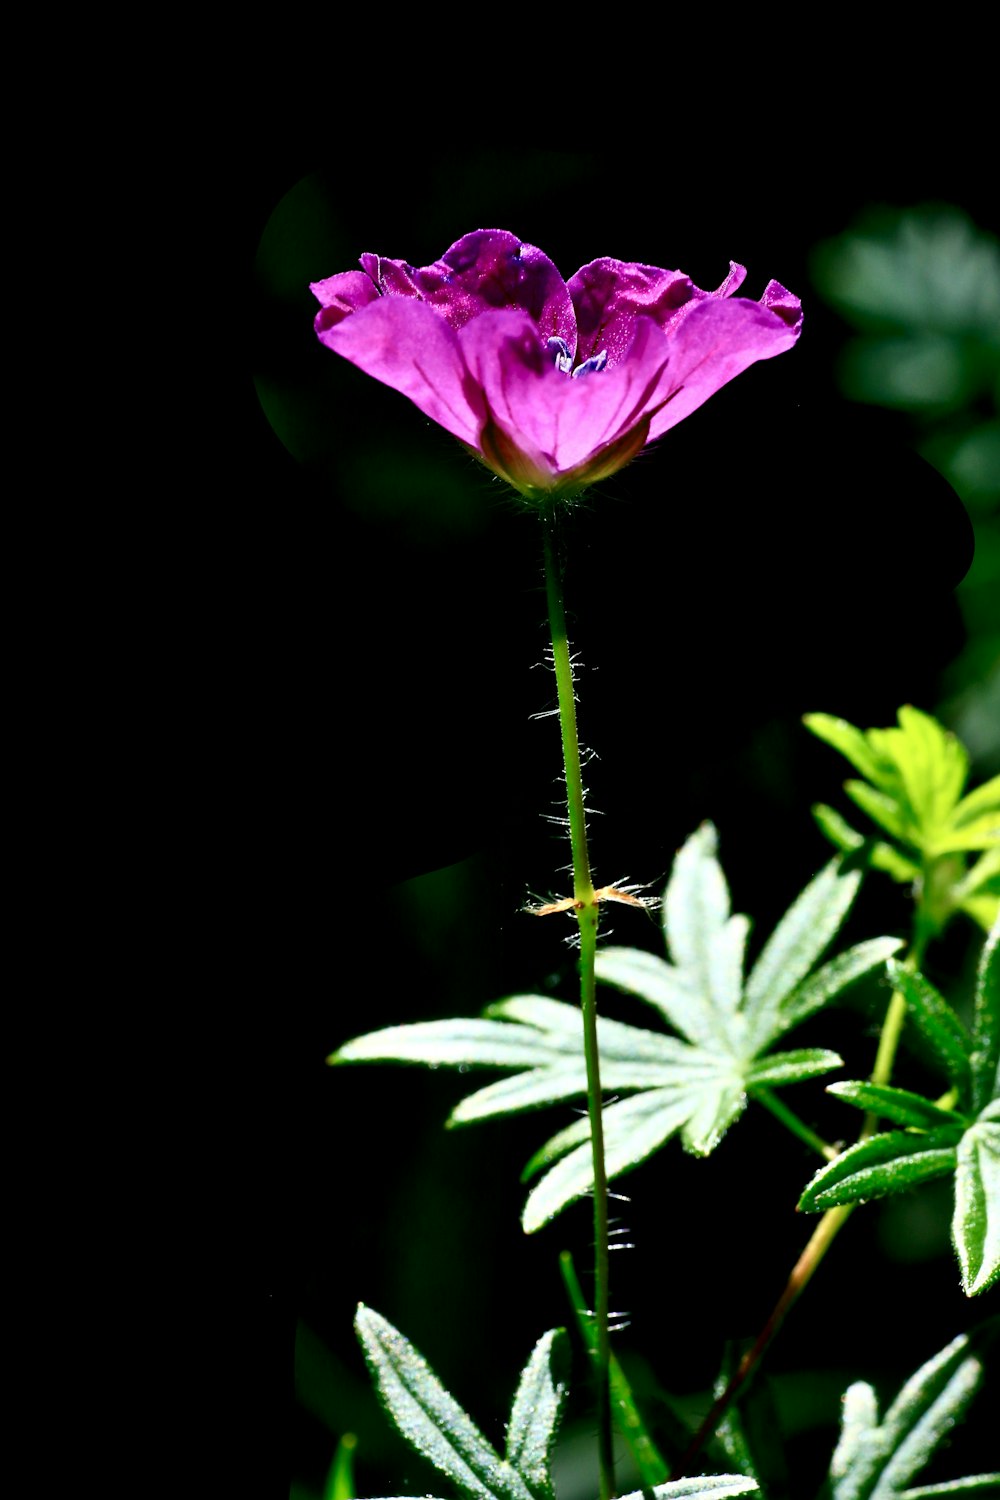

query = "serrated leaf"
[
  {"left": 888, "top": 963, "right": 973, "bottom": 1098},
  {"left": 829, "top": 1328, "right": 996, "bottom": 1500},
  {"left": 743, "top": 856, "right": 862, "bottom": 1029},
  {"left": 505, "top": 1329, "right": 568, "bottom": 1498},
  {"left": 799, "top": 1128, "right": 961, "bottom": 1212},
  {"left": 746, "top": 1048, "right": 844, "bottom": 1087},
  {"left": 892, "top": 705, "right": 969, "bottom": 833},
  {"left": 969, "top": 918, "right": 1000, "bottom": 1113},
  {"left": 953, "top": 1118, "right": 1000, "bottom": 1295},
  {"left": 827, "top": 1081, "right": 968, "bottom": 1131},
  {"left": 354, "top": 1306, "right": 534, "bottom": 1500}
]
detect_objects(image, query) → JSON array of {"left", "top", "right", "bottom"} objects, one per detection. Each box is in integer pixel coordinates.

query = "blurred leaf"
[
  {"left": 325, "top": 1435, "right": 358, "bottom": 1500},
  {"left": 811, "top": 803, "right": 920, "bottom": 882},
  {"left": 559, "top": 1251, "right": 669, "bottom": 1487},
  {"left": 826, "top": 1324, "right": 999, "bottom": 1500},
  {"left": 804, "top": 710, "right": 999, "bottom": 902},
  {"left": 969, "top": 917, "right": 1000, "bottom": 1111}
]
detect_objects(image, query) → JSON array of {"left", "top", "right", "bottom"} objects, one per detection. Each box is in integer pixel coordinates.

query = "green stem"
[
  {"left": 752, "top": 1087, "right": 839, "bottom": 1160},
  {"left": 542, "top": 509, "right": 613, "bottom": 1500}
]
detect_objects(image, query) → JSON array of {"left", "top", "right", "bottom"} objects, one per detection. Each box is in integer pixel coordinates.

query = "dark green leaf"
[
  {"left": 799, "top": 1129, "right": 961, "bottom": 1212},
  {"left": 953, "top": 1112, "right": 1000, "bottom": 1296},
  {"left": 827, "top": 1081, "right": 968, "bottom": 1130},
  {"left": 969, "top": 918, "right": 999, "bottom": 1113},
  {"left": 505, "top": 1330, "right": 568, "bottom": 1498},
  {"left": 888, "top": 963, "right": 973, "bottom": 1097}
]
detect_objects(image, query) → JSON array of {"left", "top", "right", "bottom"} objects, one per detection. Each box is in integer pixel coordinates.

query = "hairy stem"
[
  {"left": 752, "top": 1086, "right": 840, "bottom": 1160},
  {"left": 542, "top": 509, "right": 613, "bottom": 1500}
]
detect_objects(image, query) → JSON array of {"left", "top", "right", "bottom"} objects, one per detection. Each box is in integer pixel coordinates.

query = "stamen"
[
  {"left": 546, "top": 336, "right": 574, "bottom": 374},
  {"left": 572, "top": 350, "right": 608, "bottom": 378}
]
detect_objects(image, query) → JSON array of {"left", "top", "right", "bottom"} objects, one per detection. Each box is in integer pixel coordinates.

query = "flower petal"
[
  {"left": 314, "top": 297, "right": 485, "bottom": 449},
  {"left": 644, "top": 292, "right": 803, "bottom": 441},
  {"left": 569, "top": 258, "right": 699, "bottom": 367},
  {"left": 461, "top": 311, "right": 674, "bottom": 489},
  {"left": 356, "top": 230, "right": 577, "bottom": 346}
]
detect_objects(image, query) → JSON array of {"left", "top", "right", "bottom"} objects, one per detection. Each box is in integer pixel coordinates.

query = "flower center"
[{"left": 546, "top": 337, "right": 608, "bottom": 378}]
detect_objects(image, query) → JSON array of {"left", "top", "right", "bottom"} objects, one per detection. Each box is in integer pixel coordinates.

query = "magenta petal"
[
  {"left": 314, "top": 298, "right": 485, "bottom": 449},
  {"left": 568, "top": 259, "right": 699, "bottom": 367},
  {"left": 461, "top": 311, "right": 673, "bottom": 486},
  {"left": 356, "top": 230, "right": 577, "bottom": 348},
  {"left": 310, "top": 270, "right": 381, "bottom": 327},
  {"left": 645, "top": 294, "right": 803, "bottom": 442}
]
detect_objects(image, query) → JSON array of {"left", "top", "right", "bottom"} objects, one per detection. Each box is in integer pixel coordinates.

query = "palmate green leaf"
[
  {"left": 335, "top": 825, "right": 901, "bottom": 1232},
  {"left": 353, "top": 1306, "right": 754, "bottom": 1500},
  {"left": 805, "top": 707, "right": 1000, "bottom": 931},
  {"left": 827, "top": 1325, "right": 999, "bottom": 1500}
]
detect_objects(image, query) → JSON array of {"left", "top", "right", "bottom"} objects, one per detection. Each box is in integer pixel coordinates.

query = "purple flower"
[{"left": 312, "top": 230, "right": 802, "bottom": 501}]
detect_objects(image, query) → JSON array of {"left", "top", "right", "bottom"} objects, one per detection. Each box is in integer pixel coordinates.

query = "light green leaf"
[
  {"left": 890, "top": 705, "right": 969, "bottom": 833},
  {"left": 804, "top": 713, "right": 884, "bottom": 784},
  {"left": 626, "top": 1483, "right": 757, "bottom": 1500},
  {"left": 505, "top": 1329, "right": 568, "bottom": 1498},
  {"left": 522, "top": 1087, "right": 708, "bottom": 1232},
  {"left": 594, "top": 948, "right": 716, "bottom": 1047},
  {"left": 680, "top": 1077, "right": 748, "bottom": 1156},
  {"left": 830, "top": 1381, "right": 879, "bottom": 1486},
  {"left": 969, "top": 918, "right": 1000, "bottom": 1113},
  {"left": 845, "top": 780, "right": 915, "bottom": 842},
  {"left": 902, "top": 1480, "right": 1000, "bottom": 1497},
  {"left": 953, "top": 1117, "right": 1000, "bottom": 1295},
  {"left": 354, "top": 1306, "right": 534, "bottom": 1500},
  {"left": 799, "top": 1128, "right": 961, "bottom": 1212},
  {"left": 753, "top": 937, "right": 903, "bottom": 1049},
  {"left": 746, "top": 1048, "right": 844, "bottom": 1087},
  {"left": 827, "top": 1081, "right": 968, "bottom": 1131},
  {"left": 828, "top": 1327, "right": 996, "bottom": 1500},
  {"left": 662, "top": 824, "right": 745, "bottom": 1035},
  {"left": 332, "top": 1017, "right": 563, "bottom": 1070},
  {"left": 743, "top": 855, "right": 862, "bottom": 1028},
  {"left": 950, "top": 773, "right": 1000, "bottom": 831},
  {"left": 888, "top": 963, "right": 973, "bottom": 1098}
]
